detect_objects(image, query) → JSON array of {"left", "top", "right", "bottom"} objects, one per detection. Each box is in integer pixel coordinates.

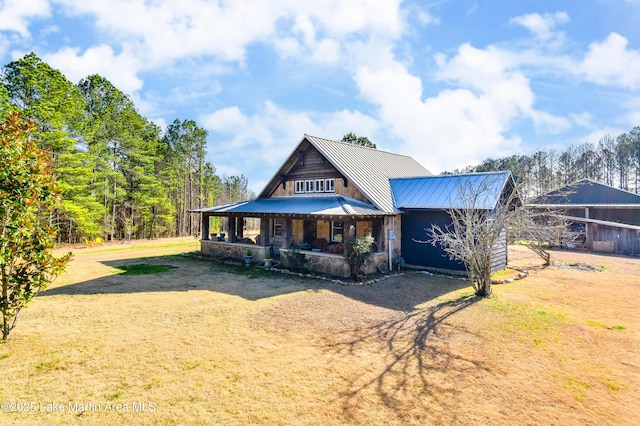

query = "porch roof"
[{"left": 191, "top": 195, "right": 389, "bottom": 218}]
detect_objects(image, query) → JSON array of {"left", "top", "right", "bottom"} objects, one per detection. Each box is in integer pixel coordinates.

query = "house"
[
  {"left": 528, "top": 179, "right": 640, "bottom": 254},
  {"left": 193, "top": 135, "right": 517, "bottom": 277}
]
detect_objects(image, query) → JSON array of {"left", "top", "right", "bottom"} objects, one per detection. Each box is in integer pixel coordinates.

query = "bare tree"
[
  {"left": 426, "top": 175, "right": 520, "bottom": 297},
  {"left": 510, "top": 210, "right": 577, "bottom": 266},
  {"left": 425, "top": 174, "right": 573, "bottom": 297}
]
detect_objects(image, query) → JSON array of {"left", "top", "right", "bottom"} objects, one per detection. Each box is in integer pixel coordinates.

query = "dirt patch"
[
  {"left": 1, "top": 241, "right": 638, "bottom": 425},
  {"left": 553, "top": 260, "right": 603, "bottom": 272}
]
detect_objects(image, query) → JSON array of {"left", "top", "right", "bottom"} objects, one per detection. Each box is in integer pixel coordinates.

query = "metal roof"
[
  {"left": 258, "top": 134, "right": 432, "bottom": 213},
  {"left": 389, "top": 171, "right": 514, "bottom": 210},
  {"left": 191, "top": 195, "right": 389, "bottom": 218},
  {"left": 529, "top": 179, "right": 640, "bottom": 206}
]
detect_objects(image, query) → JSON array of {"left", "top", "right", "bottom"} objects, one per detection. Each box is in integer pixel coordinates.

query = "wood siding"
[
  {"left": 268, "top": 144, "right": 369, "bottom": 202},
  {"left": 491, "top": 229, "right": 508, "bottom": 272}
]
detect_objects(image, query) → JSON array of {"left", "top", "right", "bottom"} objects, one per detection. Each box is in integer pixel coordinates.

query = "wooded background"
[
  {"left": 1, "top": 53, "right": 252, "bottom": 243},
  {"left": 449, "top": 129, "right": 640, "bottom": 199},
  {"left": 2, "top": 53, "right": 639, "bottom": 243}
]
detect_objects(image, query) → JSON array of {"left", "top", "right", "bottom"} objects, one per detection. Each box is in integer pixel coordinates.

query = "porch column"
[
  {"left": 373, "top": 218, "right": 383, "bottom": 252},
  {"left": 237, "top": 216, "right": 244, "bottom": 240},
  {"left": 229, "top": 215, "right": 236, "bottom": 242},
  {"left": 260, "top": 218, "right": 270, "bottom": 247},
  {"left": 283, "top": 217, "right": 292, "bottom": 248},
  {"left": 345, "top": 218, "right": 355, "bottom": 241},
  {"left": 202, "top": 214, "right": 210, "bottom": 240}
]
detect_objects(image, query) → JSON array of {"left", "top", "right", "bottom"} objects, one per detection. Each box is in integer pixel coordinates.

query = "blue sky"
[{"left": 1, "top": 0, "right": 640, "bottom": 193}]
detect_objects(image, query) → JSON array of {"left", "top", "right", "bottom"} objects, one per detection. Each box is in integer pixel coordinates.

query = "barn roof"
[
  {"left": 529, "top": 179, "right": 640, "bottom": 208},
  {"left": 389, "top": 171, "right": 516, "bottom": 210},
  {"left": 259, "top": 134, "right": 431, "bottom": 213}
]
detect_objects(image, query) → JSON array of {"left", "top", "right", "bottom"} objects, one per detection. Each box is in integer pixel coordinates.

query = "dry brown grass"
[{"left": 1, "top": 239, "right": 639, "bottom": 425}]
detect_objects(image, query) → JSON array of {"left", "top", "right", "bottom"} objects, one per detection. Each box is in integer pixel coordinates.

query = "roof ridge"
[
  {"left": 304, "top": 133, "right": 417, "bottom": 160},
  {"left": 390, "top": 170, "right": 510, "bottom": 181}
]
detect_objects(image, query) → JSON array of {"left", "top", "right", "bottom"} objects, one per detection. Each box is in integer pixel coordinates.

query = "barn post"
[{"left": 585, "top": 207, "right": 593, "bottom": 250}]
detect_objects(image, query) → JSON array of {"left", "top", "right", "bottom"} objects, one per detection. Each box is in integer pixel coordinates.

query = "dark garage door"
[{"left": 401, "top": 210, "right": 465, "bottom": 271}]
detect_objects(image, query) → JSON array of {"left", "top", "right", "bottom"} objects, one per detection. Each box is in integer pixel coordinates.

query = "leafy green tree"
[
  {"left": 79, "top": 74, "right": 171, "bottom": 240},
  {"left": 341, "top": 132, "right": 377, "bottom": 149},
  {"left": 1, "top": 112, "right": 71, "bottom": 341},
  {"left": 0, "top": 82, "right": 13, "bottom": 119},
  {"left": 3, "top": 52, "right": 85, "bottom": 153},
  {"left": 2, "top": 53, "right": 101, "bottom": 242},
  {"left": 163, "top": 119, "right": 208, "bottom": 236}
]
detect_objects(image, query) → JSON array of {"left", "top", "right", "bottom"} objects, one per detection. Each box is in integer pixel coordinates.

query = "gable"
[
  {"left": 259, "top": 134, "right": 432, "bottom": 213},
  {"left": 262, "top": 141, "right": 369, "bottom": 202}
]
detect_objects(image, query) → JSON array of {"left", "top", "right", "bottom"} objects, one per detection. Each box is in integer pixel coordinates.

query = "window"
[
  {"left": 331, "top": 221, "right": 343, "bottom": 242},
  {"left": 305, "top": 180, "right": 314, "bottom": 193},
  {"left": 273, "top": 218, "right": 283, "bottom": 237},
  {"left": 325, "top": 178, "right": 335, "bottom": 192},
  {"left": 293, "top": 178, "right": 335, "bottom": 193}
]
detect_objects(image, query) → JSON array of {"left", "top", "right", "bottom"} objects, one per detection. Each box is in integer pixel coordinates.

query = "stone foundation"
[{"left": 201, "top": 240, "right": 387, "bottom": 278}]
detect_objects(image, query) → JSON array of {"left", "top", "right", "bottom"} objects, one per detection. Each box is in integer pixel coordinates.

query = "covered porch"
[{"left": 194, "top": 196, "right": 399, "bottom": 277}]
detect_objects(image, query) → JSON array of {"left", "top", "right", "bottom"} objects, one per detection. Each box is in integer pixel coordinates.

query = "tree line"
[
  {"left": 0, "top": 53, "right": 252, "bottom": 243},
  {"left": 449, "top": 128, "right": 640, "bottom": 199}
]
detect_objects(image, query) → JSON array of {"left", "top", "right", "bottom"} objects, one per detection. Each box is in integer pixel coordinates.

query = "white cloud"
[
  {"left": 352, "top": 39, "right": 576, "bottom": 172},
  {"left": 576, "top": 32, "right": 640, "bottom": 89},
  {"left": 355, "top": 60, "right": 520, "bottom": 173},
  {"left": 622, "top": 97, "right": 640, "bottom": 127},
  {"left": 200, "top": 101, "right": 380, "bottom": 191},
  {"left": 42, "top": 44, "right": 143, "bottom": 92},
  {"left": 510, "top": 12, "right": 569, "bottom": 41},
  {"left": 52, "top": 0, "right": 404, "bottom": 69},
  {"left": 200, "top": 107, "right": 250, "bottom": 136},
  {"left": 0, "top": 0, "right": 51, "bottom": 37},
  {"left": 570, "top": 112, "right": 594, "bottom": 128}
]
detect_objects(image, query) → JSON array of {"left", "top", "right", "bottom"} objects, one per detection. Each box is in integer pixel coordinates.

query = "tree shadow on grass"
[
  {"left": 40, "top": 254, "right": 472, "bottom": 312},
  {"left": 326, "top": 294, "right": 485, "bottom": 423},
  {"left": 41, "top": 254, "right": 320, "bottom": 301}
]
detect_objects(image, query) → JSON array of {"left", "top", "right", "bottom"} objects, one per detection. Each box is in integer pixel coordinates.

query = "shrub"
[
  {"left": 283, "top": 246, "right": 310, "bottom": 273},
  {"left": 344, "top": 236, "right": 374, "bottom": 280}
]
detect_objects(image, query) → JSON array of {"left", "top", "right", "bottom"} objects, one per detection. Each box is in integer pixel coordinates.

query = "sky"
[{"left": 1, "top": 0, "right": 640, "bottom": 193}]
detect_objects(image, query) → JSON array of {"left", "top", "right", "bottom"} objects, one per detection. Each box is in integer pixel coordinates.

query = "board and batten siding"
[
  {"left": 270, "top": 145, "right": 369, "bottom": 202},
  {"left": 490, "top": 228, "right": 508, "bottom": 273},
  {"left": 401, "top": 210, "right": 508, "bottom": 274}
]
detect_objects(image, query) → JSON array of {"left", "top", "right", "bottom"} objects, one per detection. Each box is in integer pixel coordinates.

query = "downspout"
[{"left": 388, "top": 216, "right": 395, "bottom": 270}]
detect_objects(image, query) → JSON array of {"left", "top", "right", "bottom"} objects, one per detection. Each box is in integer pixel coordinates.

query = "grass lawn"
[{"left": 1, "top": 238, "right": 638, "bottom": 425}]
